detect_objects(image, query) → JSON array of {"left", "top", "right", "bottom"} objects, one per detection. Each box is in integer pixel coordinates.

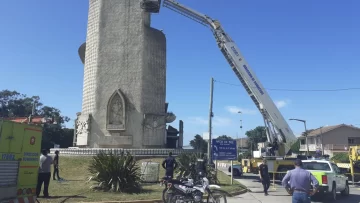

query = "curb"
[{"left": 81, "top": 188, "right": 248, "bottom": 203}]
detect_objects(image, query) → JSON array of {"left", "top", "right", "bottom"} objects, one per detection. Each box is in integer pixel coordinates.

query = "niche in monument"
[
  {"left": 166, "top": 125, "right": 179, "bottom": 148},
  {"left": 107, "top": 89, "right": 126, "bottom": 131}
]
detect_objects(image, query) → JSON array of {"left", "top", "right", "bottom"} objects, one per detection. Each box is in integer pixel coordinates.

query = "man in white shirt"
[{"left": 36, "top": 149, "right": 53, "bottom": 198}]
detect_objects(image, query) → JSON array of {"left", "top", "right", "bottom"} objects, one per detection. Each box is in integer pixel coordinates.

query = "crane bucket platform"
[{"left": 141, "top": 0, "right": 161, "bottom": 13}]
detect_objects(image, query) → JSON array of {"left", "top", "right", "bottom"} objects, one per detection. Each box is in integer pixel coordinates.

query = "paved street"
[{"left": 222, "top": 171, "right": 360, "bottom": 203}]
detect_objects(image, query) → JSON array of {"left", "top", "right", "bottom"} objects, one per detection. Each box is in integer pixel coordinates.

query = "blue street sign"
[{"left": 212, "top": 139, "right": 237, "bottom": 160}]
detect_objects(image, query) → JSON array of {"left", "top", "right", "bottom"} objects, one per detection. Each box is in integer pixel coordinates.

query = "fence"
[
  {"left": 300, "top": 144, "right": 358, "bottom": 151},
  {"left": 49, "top": 148, "right": 199, "bottom": 157}
]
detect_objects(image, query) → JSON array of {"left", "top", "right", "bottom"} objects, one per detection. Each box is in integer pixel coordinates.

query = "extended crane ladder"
[
  {"left": 163, "top": 0, "right": 209, "bottom": 26},
  {"left": 162, "top": 0, "right": 297, "bottom": 153},
  {"left": 163, "top": 0, "right": 262, "bottom": 112},
  {"left": 218, "top": 45, "right": 262, "bottom": 112}
]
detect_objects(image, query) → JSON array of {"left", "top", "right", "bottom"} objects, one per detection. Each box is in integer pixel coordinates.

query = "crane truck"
[
  {"left": 141, "top": 0, "right": 300, "bottom": 179},
  {"left": 335, "top": 146, "right": 360, "bottom": 182}
]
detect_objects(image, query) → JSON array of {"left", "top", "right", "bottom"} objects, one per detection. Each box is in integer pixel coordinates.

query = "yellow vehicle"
[
  {"left": 349, "top": 146, "right": 360, "bottom": 182},
  {"left": 334, "top": 146, "right": 360, "bottom": 182},
  {"left": 0, "top": 120, "right": 42, "bottom": 203},
  {"left": 242, "top": 157, "right": 300, "bottom": 180}
]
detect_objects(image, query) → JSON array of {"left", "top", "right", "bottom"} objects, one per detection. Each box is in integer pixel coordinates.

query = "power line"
[{"left": 214, "top": 80, "right": 360, "bottom": 92}]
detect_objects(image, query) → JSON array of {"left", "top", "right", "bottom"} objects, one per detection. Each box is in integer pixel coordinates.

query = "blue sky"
[{"left": 0, "top": 0, "right": 359, "bottom": 146}]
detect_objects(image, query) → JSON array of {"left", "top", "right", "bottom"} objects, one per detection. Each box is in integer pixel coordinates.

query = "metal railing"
[
  {"left": 300, "top": 144, "right": 356, "bottom": 151},
  {"left": 49, "top": 148, "right": 199, "bottom": 157}
]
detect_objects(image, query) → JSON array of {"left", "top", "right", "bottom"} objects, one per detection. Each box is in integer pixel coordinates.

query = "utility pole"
[
  {"left": 208, "top": 77, "right": 214, "bottom": 164},
  {"left": 237, "top": 111, "right": 242, "bottom": 152}
]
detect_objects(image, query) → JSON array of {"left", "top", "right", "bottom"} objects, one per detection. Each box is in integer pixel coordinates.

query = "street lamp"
[
  {"left": 237, "top": 111, "right": 242, "bottom": 152},
  {"left": 289, "top": 118, "right": 309, "bottom": 155}
]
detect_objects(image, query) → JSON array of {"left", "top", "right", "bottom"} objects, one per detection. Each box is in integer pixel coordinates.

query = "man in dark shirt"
[
  {"left": 196, "top": 153, "right": 207, "bottom": 172},
  {"left": 162, "top": 152, "right": 178, "bottom": 178},
  {"left": 259, "top": 159, "right": 270, "bottom": 195},
  {"left": 195, "top": 153, "right": 208, "bottom": 179},
  {"left": 53, "top": 150, "right": 61, "bottom": 180}
]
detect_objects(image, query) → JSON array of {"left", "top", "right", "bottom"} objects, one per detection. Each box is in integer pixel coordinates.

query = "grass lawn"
[{"left": 38, "top": 156, "right": 246, "bottom": 203}]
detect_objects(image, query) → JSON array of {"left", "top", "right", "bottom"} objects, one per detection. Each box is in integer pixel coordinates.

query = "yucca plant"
[
  {"left": 175, "top": 153, "right": 219, "bottom": 184},
  {"left": 88, "top": 151, "right": 141, "bottom": 193}
]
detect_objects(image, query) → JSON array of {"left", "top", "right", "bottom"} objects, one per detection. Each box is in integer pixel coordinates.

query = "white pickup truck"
[{"left": 294, "top": 159, "right": 349, "bottom": 201}]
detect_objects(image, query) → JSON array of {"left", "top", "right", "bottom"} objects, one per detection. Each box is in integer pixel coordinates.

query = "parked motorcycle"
[
  {"left": 161, "top": 176, "right": 194, "bottom": 203},
  {"left": 169, "top": 172, "right": 227, "bottom": 203}
]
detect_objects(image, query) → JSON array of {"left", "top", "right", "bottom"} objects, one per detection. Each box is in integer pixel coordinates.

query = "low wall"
[{"left": 49, "top": 148, "right": 199, "bottom": 157}]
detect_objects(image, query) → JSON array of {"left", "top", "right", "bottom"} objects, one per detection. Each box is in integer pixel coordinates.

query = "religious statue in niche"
[
  {"left": 107, "top": 90, "right": 126, "bottom": 130},
  {"left": 109, "top": 95, "right": 123, "bottom": 125}
]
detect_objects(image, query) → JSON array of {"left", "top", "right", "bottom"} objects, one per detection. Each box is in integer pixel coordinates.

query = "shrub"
[
  {"left": 175, "top": 153, "right": 219, "bottom": 184},
  {"left": 88, "top": 151, "right": 141, "bottom": 193}
]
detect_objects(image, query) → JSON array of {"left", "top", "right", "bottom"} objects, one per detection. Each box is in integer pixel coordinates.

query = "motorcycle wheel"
[
  {"left": 163, "top": 188, "right": 174, "bottom": 203},
  {"left": 170, "top": 194, "right": 186, "bottom": 203},
  {"left": 162, "top": 188, "right": 168, "bottom": 203},
  {"left": 207, "top": 191, "right": 227, "bottom": 203}
]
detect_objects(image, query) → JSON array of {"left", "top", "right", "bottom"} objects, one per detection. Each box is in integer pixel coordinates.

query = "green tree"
[
  {"left": 245, "top": 126, "right": 267, "bottom": 151},
  {"left": 189, "top": 134, "right": 208, "bottom": 153},
  {"left": 290, "top": 139, "right": 300, "bottom": 153},
  {"left": 0, "top": 89, "right": 72, "bottom": 149},
  {"left": 217, "top": 135, "right": 233, "bottom": 140}
]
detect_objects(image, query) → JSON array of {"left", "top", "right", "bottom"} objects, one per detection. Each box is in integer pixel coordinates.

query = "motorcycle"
[
  {"left": 169, "top": 172, "right": 226, "bottom": 203},
  {"left": 161, "top": 175, "right": 194, "bottom": 203}
]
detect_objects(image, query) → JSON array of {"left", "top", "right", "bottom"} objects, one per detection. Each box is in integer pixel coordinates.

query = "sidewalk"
[
  {"left": 228, "top": 188, "right": 291, "bottom": 203},
  {"left": 218, "top": 168, "right": 292, "bottom": 202},
  {"left": 221, "top": 169, "right": 360, "bottom": 203}
]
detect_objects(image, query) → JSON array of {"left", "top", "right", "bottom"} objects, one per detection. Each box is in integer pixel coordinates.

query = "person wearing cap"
[
  {"left": 282, "top": 159, "right": 319, "bottom": 203},
  {"left": 259, "top": 159, "right": 270, "bottom": 195},
  {"left": 162, "top": 152, "right": 178, "bottom": 179}
]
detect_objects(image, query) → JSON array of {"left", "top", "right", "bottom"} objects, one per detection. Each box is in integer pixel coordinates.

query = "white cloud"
[
  {"left": 275, "top": 100, "right": 290, "bottom": 109},
  {"left": 187, "top": 116, "right": 232, "bottom": 127},
  {"left": 213, "top": 117, "right": 233, "bottom": 127},
  {"left": 202, "top": 132, "right": 221, "bottom": 140},
  {"left": 225, "top": 106, "right": 257, "bottom": 115}
]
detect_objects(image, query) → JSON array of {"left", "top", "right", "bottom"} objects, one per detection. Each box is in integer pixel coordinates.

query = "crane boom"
[{"left": 161, "top": 0, "right": 297, "bottom": 155}]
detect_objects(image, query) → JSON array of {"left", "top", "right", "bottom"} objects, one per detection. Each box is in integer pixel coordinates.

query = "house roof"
[{"left": 303, "top": 124, "right": 360, "bottom": 137}]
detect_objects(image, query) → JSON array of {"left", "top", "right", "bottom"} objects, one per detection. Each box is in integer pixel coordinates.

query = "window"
[
  {"left": 331, "top": 163, "right": 340, "bottom": 174},
  {"left": 302, "top": 162, "right": 331, "bottom": 171},
  {"left": 348, "top": 139, "right": 354, "bottom": 144},
  {"left": 316, "top": 137, "right": 321, "bottom": 144}
]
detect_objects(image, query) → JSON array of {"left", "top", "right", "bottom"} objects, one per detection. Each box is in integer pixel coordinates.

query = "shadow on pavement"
[{"left": 311, "top": 194, "right": 360, "bottom": 203}]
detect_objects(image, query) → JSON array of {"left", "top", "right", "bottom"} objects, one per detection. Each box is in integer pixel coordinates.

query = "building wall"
[
  {"left": 236, "top": 138, "right": 248, "bottom": 148},
  {"left": 78, "top": 0, "right": 166, "bottom": 148},
  {"left": 300, "top": 126, "right": 360, "bottom": 152},
  {"left": 321, "top": 126, "right": 360, "bottom": 145}
]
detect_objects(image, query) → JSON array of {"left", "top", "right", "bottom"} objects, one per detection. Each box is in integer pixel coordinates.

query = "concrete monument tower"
[{"left": 74, "top": 0, "right": 167, "bottom": 148}]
